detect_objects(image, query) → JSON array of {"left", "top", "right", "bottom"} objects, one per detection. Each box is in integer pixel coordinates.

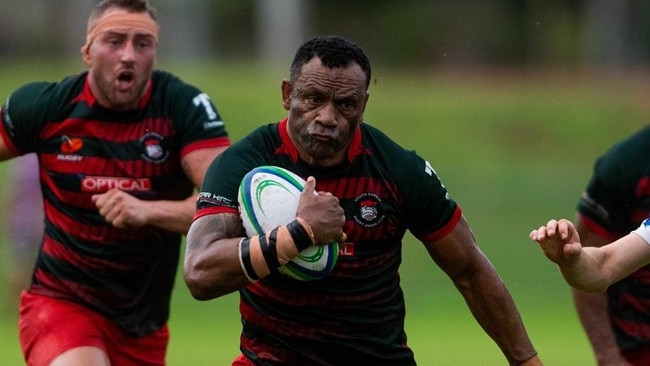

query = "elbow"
[
  {"left": 183, "top": 259, "right": 223, "bottom": 301},
  {"left": 183, "top": 272, "right": 211, "bottom": 301},
  {"left": 183, "top": 268, "right": 224, "bottom": 301}
]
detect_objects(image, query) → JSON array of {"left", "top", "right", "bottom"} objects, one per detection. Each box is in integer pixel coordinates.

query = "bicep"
[
  {"left": 423, "top": 215, "right": 492, "bottom": 280},
  {"left": 184, "top": 213, "right": 249, "bottom": 299},
  {"left": 181, "top": 146, "right": 228, "bottom": 188},
  {"left": 187, "top": 213, "right": 244, "bottom": 251}
]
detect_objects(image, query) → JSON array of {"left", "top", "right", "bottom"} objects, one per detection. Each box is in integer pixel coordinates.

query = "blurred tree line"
[{"left": 1, "top": 0, "right": 648, "bottom": 70}]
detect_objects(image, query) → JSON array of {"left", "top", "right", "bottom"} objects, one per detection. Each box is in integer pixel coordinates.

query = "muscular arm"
[
  {"left": 92, "top": 146, "right": 228, "bottom": 234},
  {"left": 184, "top": 213, "right": 250, "bottom": 299},
  {"left": 426, "top": 216, "right": 540, "bottom": 365},
  {"left": 184, "top": 176, "right": 347, "bottom": 300},
  {"left": 572, "top": 217, "right": 630, "bottom": 366}
]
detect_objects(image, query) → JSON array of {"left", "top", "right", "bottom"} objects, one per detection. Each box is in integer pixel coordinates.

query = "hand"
[
  {"left": 296, "top": 176, "right": 346, "bottom": 245},
  {"left": 529, "top": 219, "right": 583, "bottom": 265},
  {"left": 92, "top": 188, "right": 147, "bottom": 229}
]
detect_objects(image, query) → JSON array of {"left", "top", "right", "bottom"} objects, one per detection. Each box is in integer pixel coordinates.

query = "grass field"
[{"left": 0, "top": 59, "right": 648, "bottom": 365}]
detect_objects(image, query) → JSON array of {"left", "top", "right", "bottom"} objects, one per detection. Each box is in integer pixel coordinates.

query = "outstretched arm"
[
  {"left": 426, "top": 216, "right": 541, "bottom": 366},
  {"left": 530, "top": 219, "right": 650, "bottom": 292}
]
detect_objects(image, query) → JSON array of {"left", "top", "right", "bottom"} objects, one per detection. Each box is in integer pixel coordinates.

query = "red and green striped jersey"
[
  {"left": 578, "top": 124, "right": 650, "bottom": 355},
  {"left": 196, "top": 118, "right": 461, "bottom": 365},
  {"left": 0, "top": 70, "right": 230, "bottom": 337}
]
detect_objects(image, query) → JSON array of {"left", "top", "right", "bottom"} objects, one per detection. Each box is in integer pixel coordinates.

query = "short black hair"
[{"left": 290, "top": 35, "right": 371, "bottom": 89}]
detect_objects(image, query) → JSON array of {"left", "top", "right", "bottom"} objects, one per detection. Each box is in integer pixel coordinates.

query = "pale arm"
[
  {"left": 425, "top": 215, "right": 540, "bottom": 365},
  {"left": 530, "top": 219, "right": 650, "bottom": 292},
  {"left": 92, "top": 146, "right": 228, "bottom": 234}
]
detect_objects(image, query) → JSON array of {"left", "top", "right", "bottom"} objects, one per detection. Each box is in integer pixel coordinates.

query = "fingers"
[
  {"left": 302, "top": 176, "right": 316, "bottom": 196},
  {"left": 91, "top": 188, "right": 145, "bottom": 228},
  {"left": 530, "top": 219, "right": 568, "bottom": 242}
]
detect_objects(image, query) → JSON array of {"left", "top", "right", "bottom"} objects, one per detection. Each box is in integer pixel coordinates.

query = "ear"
[
  {"left": 81, "top": 44, "right": 92, "bottom": 67},
  {"left": 281, "top": 79, "right": 292, "bottom": 111}
]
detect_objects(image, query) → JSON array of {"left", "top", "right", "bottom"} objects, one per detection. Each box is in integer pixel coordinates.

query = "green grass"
[{"left": 1, "top": 59, "right": 648, "bottom": 365}]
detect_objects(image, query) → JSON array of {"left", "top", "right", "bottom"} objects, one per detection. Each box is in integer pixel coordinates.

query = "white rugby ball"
[{"left": 238, "top": 166, "right": 338, "bottom": 281}]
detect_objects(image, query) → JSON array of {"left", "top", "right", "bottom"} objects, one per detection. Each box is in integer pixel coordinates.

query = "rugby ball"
[{"left": 238, "top": 166, "right": 338, "bottom": 280}]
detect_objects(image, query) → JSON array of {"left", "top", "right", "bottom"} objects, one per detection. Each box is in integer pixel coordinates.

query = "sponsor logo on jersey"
[
  {"left": 140, "top": 132, "right": 169, "bottom": 163},
  {"left": 203, "top": 120, "right": 225, "bottom": 129},
  {"left": 339, "top": 242, "right": 355, "bottom": 257},
  {"left": 353, "top": 192, "right": 385, "bottom": 228},
  {"left": 81, "top": 176, "right": 152, "bottom": 193},
  {"left": 57, "top": 135, "right": 84, "bottom": 162},
  {"left": 198, "top": 191, "right": 236, "bottom": 209}
]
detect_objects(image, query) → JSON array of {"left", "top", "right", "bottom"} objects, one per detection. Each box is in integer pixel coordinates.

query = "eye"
[
  {"left": 306, "top": 95, "right": 323, "bottom": 105},
  {"left": 337, "top": 99, "right": 356, "bottom": 112}
]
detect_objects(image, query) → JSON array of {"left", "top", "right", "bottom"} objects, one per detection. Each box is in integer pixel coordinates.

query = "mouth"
[
  {"left": 116, "top": 71, "right": 135, "bottom": 90},
  {"left": 311, "top": 132, "right": 335, "bottom": 142}
]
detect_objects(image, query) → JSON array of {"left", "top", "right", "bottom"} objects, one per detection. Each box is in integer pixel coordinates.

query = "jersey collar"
[
  {"left": 276, "top": 117, "right": 363, "bottom": 164},
  {"left": 81, "top": 73, "right": 153, "bottom": 110}
]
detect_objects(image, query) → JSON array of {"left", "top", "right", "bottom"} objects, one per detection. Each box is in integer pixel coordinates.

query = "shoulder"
[
  {"left": 602, "top": 126, "right": 650, "bottom": 161},
  {"left": 229, "top": 123, "right": 280, "bottom": 156},
  {"left": 361, "top": 123, "right": 430, "bottom": 177},
  {"left": 151, "top": 70, "right": 198, "bottom": 93},
  {"left": 5, "top": 73, "right": 84, "bottom": 116},
  {"left": 594, "top": 125, "right": 650, "bottom": 175}
]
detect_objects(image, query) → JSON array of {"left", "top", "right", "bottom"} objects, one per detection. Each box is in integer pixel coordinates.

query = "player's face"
[
  {"left": 85, "top": 9, "right": 157, "bottom": 110},
  {"left": 283, "top": 57, "right": 369, "bottom": 167}
]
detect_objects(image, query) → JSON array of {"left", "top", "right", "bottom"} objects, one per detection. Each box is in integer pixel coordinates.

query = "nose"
[
  {"left": 120, "top": 41, "right": 137, "bottom": 63},
  {"left": 316, "top": 102, "right": 338, "bottom": 126}
]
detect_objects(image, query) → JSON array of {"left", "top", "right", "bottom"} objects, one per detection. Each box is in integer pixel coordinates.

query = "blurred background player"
[
  {"left": 0, "top": 0, "right": 230, "bottom": 365},
  {"left": 573, "top": 126, "right": 650, "bottom": 366}
]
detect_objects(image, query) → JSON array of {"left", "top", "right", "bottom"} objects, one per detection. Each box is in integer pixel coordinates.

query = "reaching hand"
[
  {"left": 296, "top": 176, "right": 347, "bottom": 245},
  {"left": 529, "top": 219, "right": 583, "bottom": 265}
]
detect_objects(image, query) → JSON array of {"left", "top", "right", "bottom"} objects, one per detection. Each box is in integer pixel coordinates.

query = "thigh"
[
  {"left": 19, "top": 291, "right": 107, "bottom": 366},
  {"left": 19, "top": 291, "right": 169, "bottom": 366},
  {"left": 50, "top": 346, "right": 110, "bottom": 366},
  {"left": 108, "top": 324, "right": 169, "bottom": 366}
]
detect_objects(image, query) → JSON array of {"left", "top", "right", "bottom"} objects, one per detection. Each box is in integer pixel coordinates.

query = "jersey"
[
  {"left": 0, "top": 70, "right": 230, "bottom": 337},
  {"left": 577, "top": 124, "right": 650, "bottom": 353},
  {"left": 195, "top": 118, "right": 461, "bottom": 365}
]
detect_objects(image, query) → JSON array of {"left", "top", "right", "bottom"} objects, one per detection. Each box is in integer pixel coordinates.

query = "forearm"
[
  {"left": 145, "top": 194, "right": 197, "bottom": 234},
  {"left": 456, "top": 268, "right": 538, "bottom": 365},
  {"left": 558, "top": 247, "right": 611, "bottom": 292}
]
